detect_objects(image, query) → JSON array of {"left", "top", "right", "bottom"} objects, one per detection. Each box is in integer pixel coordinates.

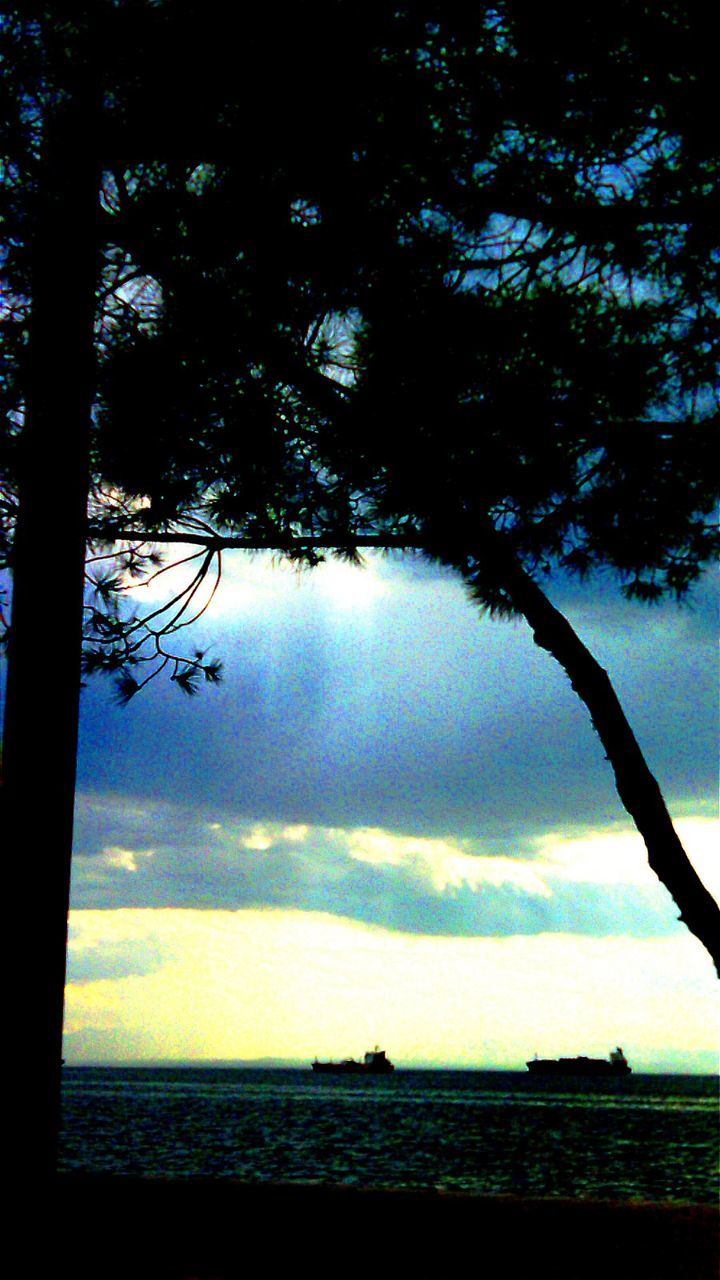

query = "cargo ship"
[
  {"left": 527, "top": 1046, "right": 631, "bottom": 1077},
  {"left": 311, "top": 1047, "right": 395, "bottom": 1074}
]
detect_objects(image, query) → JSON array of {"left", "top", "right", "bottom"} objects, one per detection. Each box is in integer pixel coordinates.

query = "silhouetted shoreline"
[{"left": 52, "top": 1175, "right": 718, "bottom": 1279}]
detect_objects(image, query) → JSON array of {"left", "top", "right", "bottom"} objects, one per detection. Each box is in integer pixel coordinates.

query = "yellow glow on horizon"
[{"left": 64, "top": 908, "right": 719, "bottom": 1071}]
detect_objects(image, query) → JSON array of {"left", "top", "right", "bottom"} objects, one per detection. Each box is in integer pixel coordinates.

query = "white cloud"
[
  {"left": 71, "top": 793, "right": 711, "bottom": 945},
  {"left": 240, "top": 826, "right": 275, "bottom": 851},
  {"left": 345, "top": 827, "right": 551, "bottom": 896},
  {"left": 101, "top": 845, "right": 155, "bottom": 873}
]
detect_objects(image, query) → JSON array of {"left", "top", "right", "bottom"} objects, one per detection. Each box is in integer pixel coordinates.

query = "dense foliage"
[
  {"left": 3, "top": 4, "right": 717, "bottom": 614},
  {"left": 1, "top": 2, "right": 717, "bottom": 791}
]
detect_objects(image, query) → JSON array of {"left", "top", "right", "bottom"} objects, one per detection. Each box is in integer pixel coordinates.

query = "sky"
[{"left": 59, "top": 548, "right": 718, "bottom": 1071}]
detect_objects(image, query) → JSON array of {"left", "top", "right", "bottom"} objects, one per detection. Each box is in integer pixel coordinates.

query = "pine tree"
[{"left": 1, "top": 2, "right": 717, "bottom": 1183}]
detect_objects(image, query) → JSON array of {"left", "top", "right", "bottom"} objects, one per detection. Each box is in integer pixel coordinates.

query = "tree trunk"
[
  {"left": 475, "top": 551, "right": 720, "bottom": 976},
  {"left": 2, "top": 99, "right": 100, "bottom": 1181}
]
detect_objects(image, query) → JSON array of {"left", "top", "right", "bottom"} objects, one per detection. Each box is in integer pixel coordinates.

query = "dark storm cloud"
[{"left": 74, "top": 555, "right": 718, "bottom": 846}]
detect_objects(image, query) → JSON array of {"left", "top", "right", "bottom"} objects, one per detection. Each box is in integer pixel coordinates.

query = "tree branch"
[{"left": 474, "top": 548, "right": 720, "bottom": 976}]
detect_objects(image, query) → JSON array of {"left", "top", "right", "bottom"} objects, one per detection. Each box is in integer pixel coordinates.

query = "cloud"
[
  {"left": 56, "top": 554, "right": 718, "bottom": 1069},
  {"left": 66, "top": 551, "right": 717, "bottom": 955},
  {"left": 71, "top": 793, "right": 709, "bottom": 940},
  {"left": 75, "top": 554, "right": 717, "bottom": 852}
]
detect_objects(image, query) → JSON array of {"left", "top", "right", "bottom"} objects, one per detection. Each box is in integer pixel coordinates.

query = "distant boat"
[
  {"left": 527, "top": 1046, "right": 631, "bottom": 1077},
  {"left": 311, "top": 1047, "right": 395, "bottom": 1074}
]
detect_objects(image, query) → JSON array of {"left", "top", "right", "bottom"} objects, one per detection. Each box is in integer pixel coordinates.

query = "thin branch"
[
  {"left": 117, "top": 546, "right": 206, "bottom": 590},
  {"left": 118, "top": 553, "right": 214, "bottom": 635}
]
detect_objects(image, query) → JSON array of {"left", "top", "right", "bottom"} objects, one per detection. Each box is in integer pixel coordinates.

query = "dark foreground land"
[{"left": 47, "top": 1177, "right": 718, "bottom": 1280}]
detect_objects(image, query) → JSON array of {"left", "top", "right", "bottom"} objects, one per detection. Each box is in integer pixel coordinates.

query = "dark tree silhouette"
[
  {"left": 318, "top": 4, "right": 720, "bottom": 967},
  {"left": 1, "top": 1, "right": 718, "bottom": 1182},
  {"left": 2, "top": 0, "right": 402, "bottom": 1181}
]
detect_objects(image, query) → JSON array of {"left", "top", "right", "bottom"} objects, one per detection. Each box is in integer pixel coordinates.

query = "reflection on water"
[{"left": 59, "top": 1068, "right": 719, "bottom": 1203}]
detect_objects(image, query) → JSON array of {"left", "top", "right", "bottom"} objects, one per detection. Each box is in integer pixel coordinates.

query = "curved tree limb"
[{"left": 465, "top": 547, "right": 720, "bottom": 976}]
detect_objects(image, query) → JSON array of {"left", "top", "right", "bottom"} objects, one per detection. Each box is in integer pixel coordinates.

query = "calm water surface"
[{"left": 59, "top": 1067, "right": 718, "bottom": 1203}]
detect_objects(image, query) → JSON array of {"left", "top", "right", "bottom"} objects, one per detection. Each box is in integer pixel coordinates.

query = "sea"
[{"left": 59, "top": 1067, "right": 719, "bottom": 1204}]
